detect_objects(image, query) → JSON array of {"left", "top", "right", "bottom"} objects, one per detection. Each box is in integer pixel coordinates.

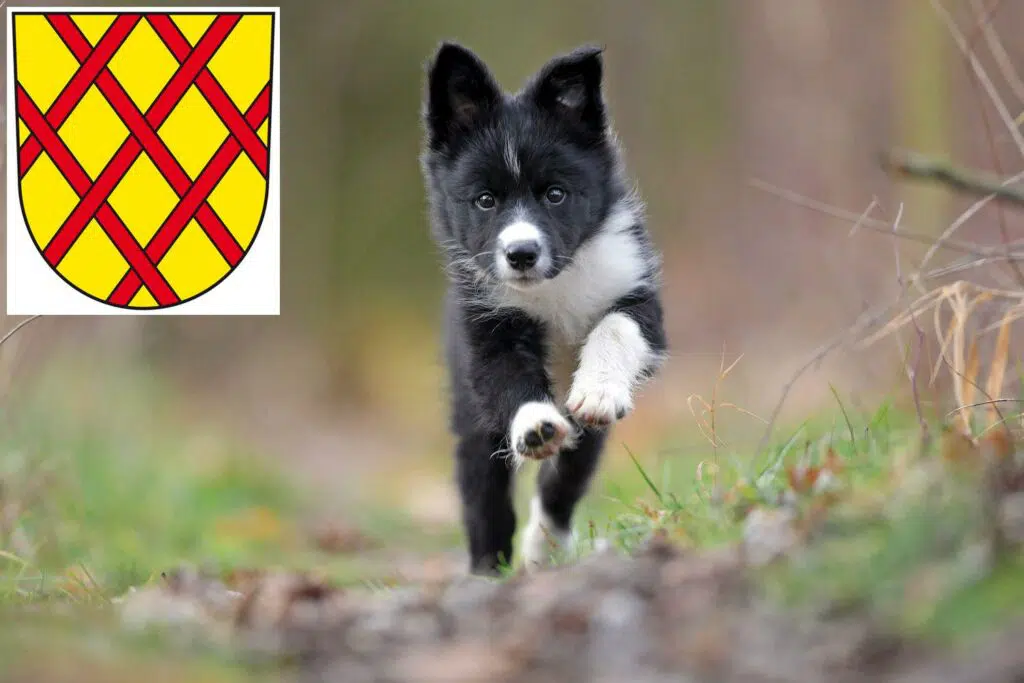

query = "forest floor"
[{"left": 2, "top": 354, "right": 1024, "bottom": 683}]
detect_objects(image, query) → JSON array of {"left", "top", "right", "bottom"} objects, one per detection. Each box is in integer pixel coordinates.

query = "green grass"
[
  {"left": 0, "top": 378, "right": 298, "bottom": 602},
  {"left": 0, "top": 609, "right": 269, "bottom": 683},
  {"left": 0, "top": 361, "right": 464, "bottom": 678},
  {"left": 0, "top": 362, "right": 452, "bottom": 606},
  {"left": 565, "top": 395, "right": 1024, "bottom": 646},
  {"left": 556, "top": 400, "right": 912, "bottom": 551},
  {"left": 1, "top": 362, "right": 1021, "bottom": 680}
]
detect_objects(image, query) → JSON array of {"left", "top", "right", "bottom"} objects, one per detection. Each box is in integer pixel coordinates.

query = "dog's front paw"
[
  {"left": 566, "top": 379, "right": 634, "bottom": 428},
  {"left": 510, "top": 401, "right": 576, "bottom": 462}
]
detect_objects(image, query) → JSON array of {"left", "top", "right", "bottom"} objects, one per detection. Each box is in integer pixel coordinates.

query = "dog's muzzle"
[{"left": 503, "top": 240, "right": 541, "bottom": 272}]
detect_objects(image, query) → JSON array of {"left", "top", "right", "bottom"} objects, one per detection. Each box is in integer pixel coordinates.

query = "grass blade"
[{"left": 624, "top": 444, "right": 663, "bottom": 504}]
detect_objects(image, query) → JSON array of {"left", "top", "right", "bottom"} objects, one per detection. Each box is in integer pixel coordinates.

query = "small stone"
[
  {"left": 390, "top": 642, "right": 520, "bottom": 683},
  {"left": 742, "top": 506, "right": 798, "bottom": 566}
]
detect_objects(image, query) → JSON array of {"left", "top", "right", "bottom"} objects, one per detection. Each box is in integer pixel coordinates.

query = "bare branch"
[
  {"left": 931, "top": 0, "right": 1024, "bottom": 160},
  {"left": 0, "top": 316, "right": 41, "bottom": 349},
  {"left": 748, "top": 178, "right": 1022, "bottom": 260},
  {"left": 915, "top": 168, "right": 1024, "bottom": 293},
  {"left": 968, "top": 0, "right": 1024, "bottom": 107},
  {"left": 882, "top": 148, "right": 1024, "bottom": 209}
]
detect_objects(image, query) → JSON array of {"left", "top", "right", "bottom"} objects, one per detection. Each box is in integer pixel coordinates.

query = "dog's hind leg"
[
  {"left": 522, "top": 427, "right": 606, "bottom": 570},
  {"left": 455, "top": 431, "right": 517, "bottom": 576}
]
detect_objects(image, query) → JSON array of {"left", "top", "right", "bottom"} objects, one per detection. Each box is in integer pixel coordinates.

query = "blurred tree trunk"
[
  {"left": 893, "top": 0, "right": 952, "bottom": 242},
  {"left": 731, "top": 0, "right": 897, "bottom": 334}
]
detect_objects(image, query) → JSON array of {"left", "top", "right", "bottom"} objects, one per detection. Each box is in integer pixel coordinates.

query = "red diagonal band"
[
  {"left": 47, "top": 14, "right": 244, "bottom": 270},
  {"left": 108, "top": 85, "right": 271, "bottom": 306},
  {"left": 147, "top": 14, "right": 268, "bottom": 177},
  {"left": 41, "top": 14, "right": 240, "bottom": 272},
  {"left": 17, "top": 85, "right": 178, "bottom": 305},
  {"left": 18, "top": 14, "right": 140, "bottom": 178}
]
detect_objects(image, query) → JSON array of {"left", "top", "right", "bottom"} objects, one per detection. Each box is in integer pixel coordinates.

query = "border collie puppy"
[{"left": 420, "top": 42, "right": 667, "bottom": 576}]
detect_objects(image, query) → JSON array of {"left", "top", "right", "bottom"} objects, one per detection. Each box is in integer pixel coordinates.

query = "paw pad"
[{"left": 510, "top": 403, "right": 575, "bottom": 461}]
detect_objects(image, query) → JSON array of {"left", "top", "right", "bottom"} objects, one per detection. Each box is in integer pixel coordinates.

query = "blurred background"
[{"left": 3, "top": 0, "right": 1024, "bottom": 532}]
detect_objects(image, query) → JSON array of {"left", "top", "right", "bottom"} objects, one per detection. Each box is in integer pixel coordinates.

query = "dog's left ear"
[
  {"left": 424, "top": 42, "right": 502, "bottom": 153},
  {"left": 526, "top": 45, "right": 606, "bottom": 142}
]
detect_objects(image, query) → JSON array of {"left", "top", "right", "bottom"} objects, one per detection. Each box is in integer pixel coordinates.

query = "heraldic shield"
[{"left": 12, "top": 11, "right": 275, "bottom": 310}]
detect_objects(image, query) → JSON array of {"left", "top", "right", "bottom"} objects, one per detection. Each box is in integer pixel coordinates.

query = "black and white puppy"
[{"left": 420, "top": 42, "right": 667, "bottom": 576}]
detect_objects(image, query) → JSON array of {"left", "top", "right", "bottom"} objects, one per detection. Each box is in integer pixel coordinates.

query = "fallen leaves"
[
  {"left": 57, "top": 564, "right": 106, "bottom": 602},
  {"left": 115, "top": 567, "right": 241, "bottom": 645},
  {"left": 112, "top": 563, "right": 350, "bottom": 658},
  {"left": 738, "top": 447, "right": 849, "bottom": 567},
  {"left": 310, "top": 519, "right": 379, "bottom": 555},
  {"left": 786, "top": 447, "right": 845, "bottom": 498}
]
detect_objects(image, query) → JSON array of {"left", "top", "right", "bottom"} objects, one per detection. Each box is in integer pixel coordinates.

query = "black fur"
[{"left": 421, "top": 42, "right": 667, "bottom": 576}]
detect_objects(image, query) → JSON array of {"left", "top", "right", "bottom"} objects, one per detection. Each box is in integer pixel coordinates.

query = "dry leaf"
[
  {"left": 58, "top": 564, "right": 101, "bottom": 599},
  {"left": 636, "top": 499, "right": 662, "bottom": 522},
  {"left": 233, "top": 570, "right": 344, "bottom": 633},
  {"left": 940, "top": 428, "right": 978, "bottom": 464},
  {"left": 312, "top": 521, "right": 378, "bottom": 555},
  {"left": 978, "top": 428, "right": 1014, "bottom": 461},
  {"left": 223, "top": 567, "right": 267, "bottom": 594},
  {"left": 823, "top": 448, "right": 845, "bottom": 475},
  {"left": 786, "top": 463, "right": 821, "bottom": 494}
]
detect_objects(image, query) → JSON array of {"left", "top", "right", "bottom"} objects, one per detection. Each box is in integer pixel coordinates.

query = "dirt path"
[{"left": 112, "top": 533, "right": 1024, "bottom": 683}]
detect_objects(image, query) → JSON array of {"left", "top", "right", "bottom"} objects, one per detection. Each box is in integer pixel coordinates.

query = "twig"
[
  {"left": 946, "top": 398, "right": 1022, "bottom": 420},
  {"left": 754, "top": 291, "right": 908, "bottom": 459},
  {"left": 959, "top": 0, "right": 1024, "bottom": 290},
  {"left": 882, "top": 148, "right": 1024, "bottom": 209},
  {"left": 931, "top": 0, "right": 1024, "bottom": 159},
  {"left": 0, "top": 315, "right": 43, "bottom": 404},
  {"left": 0, "top": 316, "right": 41, "bottom": 348},
  {"left": 748, "top": 178, "right": 1016, "bottom": 259},
  {"left": 889, "top": 202, "right": 933, "bottom": 446},
  {"left": 848, "top": 197, "right": 879, "bottom": 237},
  {"left": 915, "top": 169, "right": 1024, "bottom": 288}
]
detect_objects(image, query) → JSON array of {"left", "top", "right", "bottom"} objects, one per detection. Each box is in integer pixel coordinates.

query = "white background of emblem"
[{"left": 6, "top": 6, "right": 282, "bottom": 316}]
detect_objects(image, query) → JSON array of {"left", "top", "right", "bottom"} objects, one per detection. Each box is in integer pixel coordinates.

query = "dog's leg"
[
  {"left": 455, "top": 432, "right": 517, "bottom": 576},
  {"left": 566, "top": 291, "right": 666, "bottom": 427},
  {"left": 461, "top": 308, "right": 575, "bottom": 466},
  {"left": 522, "top": 427, "right": 606, "bottom": 569}
]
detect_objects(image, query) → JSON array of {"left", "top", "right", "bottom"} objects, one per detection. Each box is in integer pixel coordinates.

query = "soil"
[{"left": 116, "top": 533, "right": 1024, "bottom": 683}]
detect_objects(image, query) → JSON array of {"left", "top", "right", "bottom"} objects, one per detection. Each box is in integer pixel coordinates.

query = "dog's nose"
[{"left": 504, "top": 240, "right": 540, "bottom": 271}]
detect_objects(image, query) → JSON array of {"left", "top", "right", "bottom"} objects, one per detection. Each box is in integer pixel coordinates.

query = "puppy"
[{"left": 420, "top": 42, "right": 667, "bottom": 576}]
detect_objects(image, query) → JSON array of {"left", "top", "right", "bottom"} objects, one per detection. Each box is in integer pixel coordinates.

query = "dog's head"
[{"left": 421, "top": 42, "right": 623, "bottom": 290}]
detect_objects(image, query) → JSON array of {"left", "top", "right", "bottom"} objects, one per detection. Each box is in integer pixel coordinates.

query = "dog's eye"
[
  {"left": 544, "top": 187, "right": 566, "bottom": 205},
  {"left": 474, "top": 193, "right": 496, "bottom": 210}
]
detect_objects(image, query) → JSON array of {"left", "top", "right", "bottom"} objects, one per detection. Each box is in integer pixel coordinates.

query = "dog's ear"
[
  {"left": 424, "top": 42, "right": 501, "bottom": 152},
  {"left": 526, "top": 45, "right": 606, "bottom": 143}
]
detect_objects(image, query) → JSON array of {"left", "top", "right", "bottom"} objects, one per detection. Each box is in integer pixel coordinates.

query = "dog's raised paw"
[
  {"left": 566, "top": 380, "right": 633, "bottom": 428},
  {"left": 510, "top": 401, "right": 575, "bottom": 461}
]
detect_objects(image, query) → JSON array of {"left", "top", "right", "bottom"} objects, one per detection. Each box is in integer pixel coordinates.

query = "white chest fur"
[
  {"left": 495, "top": 206, "right": 649, "bottom": 342},
  {"left": 492, "top": 201, "right": 652, "bottom": 400}
]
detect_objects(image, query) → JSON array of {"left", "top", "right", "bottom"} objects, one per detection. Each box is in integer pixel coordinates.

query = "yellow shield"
[{"left": 13, "top": 10, "right": 274, "bottom": 309}]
